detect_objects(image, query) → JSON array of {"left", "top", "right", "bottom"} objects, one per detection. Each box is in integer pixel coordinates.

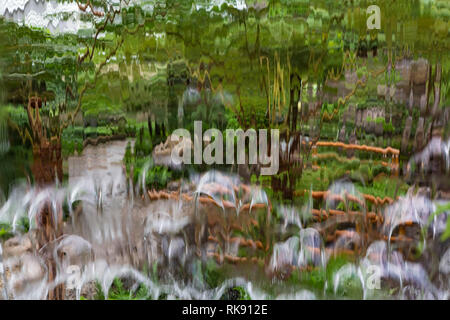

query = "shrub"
[{"left": 0, "top": 223, "right": 14, "bottom": 240}]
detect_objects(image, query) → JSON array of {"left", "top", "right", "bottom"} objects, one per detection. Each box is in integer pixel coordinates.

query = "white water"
[{"left": 0, "top": 139, "right": 449, "bottom": 300}]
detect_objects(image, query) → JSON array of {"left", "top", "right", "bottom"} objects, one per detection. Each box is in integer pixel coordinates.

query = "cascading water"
[{"left": 0, "top": 139, "right": 449, "bottom": 300}]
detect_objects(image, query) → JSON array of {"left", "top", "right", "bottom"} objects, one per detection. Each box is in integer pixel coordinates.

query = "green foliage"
[
  {"left": 357, "top": 163, "right": 391, "bottom": 184},
  {"left": 5, "top": 105, "right": 28, "bottom": 128},
  {"left": 125, "top": 121, "right": 137, "bottom": 137},
  {"left": 94, "top": 278, "right": 150, "bottom": 300},
  {"left": 62, "top": 126, "right": 84, "bottom": 157},
  {"left": 225, "top": 108, "right": 240, "bottom": 130},
  {"left": 356, "top": 66, "right": 368, "bottom": 79},
  {"left": 107, "top": 278, "right": 150, "bottom": 300},
  {"left": 134, "top": 126, "right": 152, "bottom": 157},
  {"left": 17, "top": 216, "right": 30, "bottom": 233},
  {"left": 0, "top": 223, "right": 13, "bottom": 241},
  {"left": 84, "top": 126, "right": 113, "bottom": 138},
  {"left": 126, "top": 136, "right": 176, "bottom": 190},
  {"left": 428, "top": 203, "right": 450, "bottom": 242},
  {"left": 296, "top": 168, "right": 330, "bottom": 191},
  {"left": 204, "top": 259, "right": 225, "bottom": 289},
  {"left": 142, "top": 166, "right": 172, "bottom": 190},
  {"left": 124, "top": 141, "right": 133, "bottom": 166},
  {"left": 356, "top": 176, "right": 408, "bottom": 199},
  {"left": 383, "top": 120, "right": 394, "bottom": 134},
  {"left": 287, "top": 255, "right": 354, "bottom": 296},
  {"left": 0, "top": 216, "right": 30, "bottom": 240},
  {"left": 221, "top": 287, "right": 251, "bottom": 300}
]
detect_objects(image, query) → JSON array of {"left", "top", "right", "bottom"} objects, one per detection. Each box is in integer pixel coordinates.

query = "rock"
[
  {"left": 439, "top": 248, "right": 450, "bottom": 275},
  {"left": 389, "top": 84, "right": 396, "bottom": 100},
  {"left": 393, "top": 85, "right": 407, "bottom": 104},
  {"left": 375, "top": 121, "right": 383, "bottom": 136},
  {"left": 367, "top": 119, "right": 375, "bottom": 134},
  {"left": 373, "top": 106, "right": 385, "bottom": 119},
  {"left": 2, "top": 235, "right": 34, "bottom": 259},
  {"left": 5, "top": 253, "right": 47, "bottom": 299},
  {"left": 338, "top": 125, "right": 346, "bottom": 143},
  {"left": 167, "top": 180, "right": 181, "bottom": 191},
  {"left": 414, "top": 117, "right": 425, "bottom": 152},
  {"left": 356, "top": 109, "right": 363, "bottom": 128},
  {"left": 411, "top": 59, "right": 429, "bottom": 85},
  {"left": 65, "top": 280, "right": 98, "bottom": 300},
  {"left": 432, "top": 106, "right": 450, "bottom": 129},
  {"left": 416, "top": 187, "right": 432, "bottom": 199},
  {"left": 17, "top": 254, "right": 45, "bottom": 282},
  {"left": 397, "top": 59, "right": 412, "bottom": 83},
  {"left": 408, "top": 136, "right": 450, "bottom": 191},
  {"left": 408, "top": 87, "right": 414, "bottom": 111},
  {"left": 377, "top": 84, "right": 387, "bottom": 97},
  {"left": 152, "top": 133, "right": 193, "bottom": 168},
  {"left": 401, "top": 116, "right": 413, "bottom": 152},
  {"left": 1, "top": 232, "right": 49, "bottom": 299},
  {"left": 419, "top": 94, "right": 427, "bottom": 115},
  {"left": 385, "top": 85, "right": 391, "bottom": 101},
  {"left": 56, "top": 235, "right": 93, "bottom": 270},
  {"left": 347, "top": 131, "right": 357, "bottom": 158},
  {"left": 363, "top": 109, "right": 371, "bottom": 127}
]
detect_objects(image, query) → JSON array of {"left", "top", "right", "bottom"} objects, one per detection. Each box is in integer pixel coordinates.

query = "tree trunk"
[{"left": 26, "top": 97, "right": 65, "bottom": 300}]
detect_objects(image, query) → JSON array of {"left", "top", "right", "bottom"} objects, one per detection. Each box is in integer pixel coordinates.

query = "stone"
[
  {"left": 152, "top": 133, "right": 193, "bottom": 168},
  {"left": 389, "top": 84, "right": 396, "bottom": 99},
  {"left": 411, "top": 59, "right": 429, "bottom": 85},
  {"left": 375, "top": 121, "right": 383, "bottom": 136},
  {"left": 338, "top": 125, "right": 346, "bottom": 143},
  {"left": 2, "top": 235, "right": 34, "bottom": 259},
  {"left": 356, "top": 109, "right": 363, "bottom": 128},
  {"left": 419, "top": 94, "right": 427, "bottom": 115},
  {"left": 401, "top": 116, "right": 413, "bottom": 152},
  {"left": 347, "top": 131, "right": 357, "bottom": 158},
  {"left": 377, "top": 84, "right": 387, "bottom": 96},
  {"left": 367, "top": 119, "right": 375, "bottom": 134},
  {"left": 398, "top": 59, "right": 412, "bottom": 82},
  {"left": 344, "top": 104, "right": 356, "bottom": 123},
  {"left": 4, "top": 253, "right": 46, "bottom": 299},
  {"left": 56, "top": 235, "right": 93, "bottom": 270},
  {"left": 167, "top": 180, "right": 181, "bottom": 191},
  {"left": 414, "top": 117, "right": 425, "bottom": 152},
  {"left": 65, "top": 280, "right": 98, "bottom": 300},
  {"left": 363, "top": 109, "right": 370, "bottom": 127}
]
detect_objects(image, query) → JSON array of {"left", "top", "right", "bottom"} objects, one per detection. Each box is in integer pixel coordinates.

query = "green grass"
[{"left": 355, "top": 175, "right": 409, "bottom": 199}]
